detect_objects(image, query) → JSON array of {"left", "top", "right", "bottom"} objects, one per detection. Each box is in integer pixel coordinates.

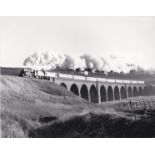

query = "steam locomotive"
[{"left": 19, "top": 68, "right": 56, "bottom": 80}]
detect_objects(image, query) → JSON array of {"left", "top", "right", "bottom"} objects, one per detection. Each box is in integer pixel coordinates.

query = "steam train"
[{"left": 19, "top": 68, "right": 145, "bottom": 84}]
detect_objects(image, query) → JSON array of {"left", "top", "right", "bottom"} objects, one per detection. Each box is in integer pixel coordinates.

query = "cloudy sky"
[{"left": 1, "top": 16, "right": 155, "bottom": 70}]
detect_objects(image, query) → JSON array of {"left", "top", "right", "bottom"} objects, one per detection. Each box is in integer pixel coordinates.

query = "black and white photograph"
[{"left": 1, "top": 16, "right": 155, "bottom": 138}]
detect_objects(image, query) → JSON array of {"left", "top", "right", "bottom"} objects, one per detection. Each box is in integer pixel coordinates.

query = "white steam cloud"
[{"left": 23, "top": 51, "right": 140, "bottom": 73}]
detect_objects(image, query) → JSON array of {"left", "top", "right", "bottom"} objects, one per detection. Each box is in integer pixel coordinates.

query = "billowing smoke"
[
  {"left": 23, "top": 51, "right": 147, "bottom": 74},
  {"left": 80, "top": 54, "right": 108, "bottom": 70},
  {"left": 23, "top": 51, "right": 74, "bottom": 70},
  {"left": 61, "top": 55, "right": 75, "bottom": 70}
]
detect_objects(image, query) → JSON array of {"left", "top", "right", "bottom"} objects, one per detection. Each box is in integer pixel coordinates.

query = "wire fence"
[{"left": 110, "top": 99, "right": 155, "bottom": 117}]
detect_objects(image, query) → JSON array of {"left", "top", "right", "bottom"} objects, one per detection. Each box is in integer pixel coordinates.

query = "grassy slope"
[
  {"left": 0, "top": 75, "right": 108, "bottom": 137},
  {"left": 1, "top": 75, "right": 155, "bottom": 138}
]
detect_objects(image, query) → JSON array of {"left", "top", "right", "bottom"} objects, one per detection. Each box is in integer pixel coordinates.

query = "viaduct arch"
[
  {"left": 80, "top": 84, "right": 89, "bottom": 101},
  {"left": 100, "top": 86, "right": 107, "bottom": 102},
  {"left": 70, "top": 84, "right": 79, "bottom": 96},
  {"left": 133, "top": 87, "right": 138, "bottom": 97},
  {"left": 120, "top": 86, "right": 127, "bottom": 99},
  {"left": 90, "top": 85, "right": 98, "bottom": 103},
  {"left": 128, "top": 87, "right": 132, "bottom": 97},
  {"left": 107, "top": 86, "right": 113, "bottom": 101},
  {"left": 114, "top": 86, "right": 120, "bottom": 100},
  {"left": 143, "top": 86, "right": 148, "bottom": 96},
  {"left": 54, "top": 77, "right": 146, "bottom": 104},
  {"left": 138, "top": 87, "right": 143, "bottom": 96},
  {"left": 60, "top": 83, "right": 67, "bottom": 89}
]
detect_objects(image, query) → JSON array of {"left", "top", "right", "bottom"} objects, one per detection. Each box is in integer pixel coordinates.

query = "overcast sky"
[{"left": 1, "top": 16, "right": 155, "bottom": 70}]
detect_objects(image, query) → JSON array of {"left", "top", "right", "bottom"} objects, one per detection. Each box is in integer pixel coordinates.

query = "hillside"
[
  {"left": 0, "top": 75, "right": 107, "bottom": 137},
  {"left": 1, "top": 75, "right": 155, "bottom": 138}
]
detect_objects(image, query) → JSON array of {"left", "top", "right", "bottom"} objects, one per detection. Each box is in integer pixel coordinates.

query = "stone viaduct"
[{"left": 50, "top": 74, "right": 147, "bottom": 104}]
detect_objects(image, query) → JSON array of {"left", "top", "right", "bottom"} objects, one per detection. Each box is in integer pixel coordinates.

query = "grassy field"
[{"left": 1, "top": 75, "right": 155, "bottom": 138}]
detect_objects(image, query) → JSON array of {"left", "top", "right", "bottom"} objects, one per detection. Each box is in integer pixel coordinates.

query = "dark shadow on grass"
[
  {"left": 39, "top": 116, "right": 57, "bottom": 123},
  {"left": 29, "top": 113, "right": 155, "bottom": 138}
]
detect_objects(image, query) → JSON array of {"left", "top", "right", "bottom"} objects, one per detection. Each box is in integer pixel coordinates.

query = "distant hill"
[{"left": 0, "top": 67, "right": 24, "bottom": 76}]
